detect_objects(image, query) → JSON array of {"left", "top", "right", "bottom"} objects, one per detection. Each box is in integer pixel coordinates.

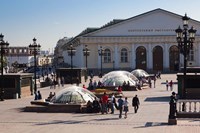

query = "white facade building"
[
  {"left": 62, "top": 8, "right": 200, "bottom": 73},
  {"left": 7, "top": 47, "right": 32, "bottom": 67}
]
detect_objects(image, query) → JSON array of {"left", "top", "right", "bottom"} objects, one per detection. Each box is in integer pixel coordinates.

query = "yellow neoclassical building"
[{"left": 61, "top": 8, "right": 200, "bottom": 74}]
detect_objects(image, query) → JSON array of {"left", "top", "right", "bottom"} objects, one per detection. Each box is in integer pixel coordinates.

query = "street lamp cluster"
[
  {"left": 29, "top": 38, "right": 41, "bottom": 94},
  {"left": 0, "top": 34, "right": 9, "bottom": 101},
  {"left": 175, "top": 14, "right": 196, "bottom": 98},
  {"left": 83, "top": 45, "right": 90, "bottom": 69},
  {"left": 67, "top": 44, "right": 76, "bottom": 69}
]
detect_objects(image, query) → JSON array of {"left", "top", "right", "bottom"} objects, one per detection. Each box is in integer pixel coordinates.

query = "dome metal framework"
[
  {"left": 131, "top": 69, "right": 150, "bottom": 78},
  {"left": 101, "top": 70, "right": 139, "bottom": 86},
  {"left": 50, "top": 86, "right": 96, "bottom": 104}
]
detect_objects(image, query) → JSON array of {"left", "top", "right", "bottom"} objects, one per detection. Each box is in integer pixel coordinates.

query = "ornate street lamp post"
[
  {"left": 113, "top": 60, "right": 115, "bottom": 70},
  {"left": 98, "top": 46, "right": 104, "bottom": 77},
  {"left": 67, "top": 44, "right": 76, "bottom": 69},
  {"left": 67, "top": 44, "right": 76, "bottom": 84},
  {"left": 45, "top": 55, "right": 49, "bottom": 74},
  {"left": 0, "top": 34, "right": 9, "bottom": 101},
  {"left": 29, "top": 38, "right": 41, "bottom": 94},
  {"left": 83, "top": 45, "right": 90, "bottom": 69},
  {"left": 175, "top": 14, "right": 196, "bottom": 99}
]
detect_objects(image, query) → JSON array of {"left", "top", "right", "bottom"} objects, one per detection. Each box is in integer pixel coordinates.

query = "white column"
[
  {"left": 114, "top": 44, "right": 119, "bottom": 69},
  {"left": 131, "top": 44, "right": 136, "bottom": 69},
  {"left": 80, "top": 44, "right": 84, "bottom": 68},
  {"left": 180, "top": 54, "right": 184, "bottom": 68},
  {"left": 197, "top": 44, "right": 200, "bottom": 66},
  {"left": 164, "top": 44, "right": 169, "bottom": 71},
  {"left": 147, "top": 44, "right": 153, "bottom": 70}
]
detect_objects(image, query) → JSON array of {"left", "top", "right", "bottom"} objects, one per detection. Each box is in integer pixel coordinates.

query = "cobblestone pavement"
[{"left": 0, "top": 73, "right": 200, "bottom": 133}]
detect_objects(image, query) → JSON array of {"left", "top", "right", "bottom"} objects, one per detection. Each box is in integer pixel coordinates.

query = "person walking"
[
  {"left": 123, "top": 97, "right": 129, "bottom": 118},
  {"left": 110, "top": 93, "right": 116, "bottom": 114},
  {"left": 169, "top": 80, "right": 173, "bottom": 91},
  {"left": 148, "top": 77, "right": 152, "bottom": 88},
  {"left": 132, "top": 95, "right": 140, "bottom": 113},
  {"left": 101, "top": 92, "right": 108, "bottom": 114},
  {"left": 153, "top": 76, "right": 156, "bottom": 88},
  {"left": 166, "top": 80, "right": 169, "bottom": 91},
  {"left": 118, "top": 95, "right": 124, "bottom": 118},
  {"left": 92, "top": 97, "right": 100, "bottom": 113}
]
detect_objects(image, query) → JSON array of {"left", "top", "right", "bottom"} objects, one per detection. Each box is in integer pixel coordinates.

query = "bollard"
[{"left": 168, "top": 92, "right": 177, "bottom": 125}]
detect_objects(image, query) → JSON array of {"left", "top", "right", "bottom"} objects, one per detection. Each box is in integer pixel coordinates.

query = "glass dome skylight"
[
  {"left": 50, "top": 86, "right": 96, "bottom": 104},
  {"left": 101, "top": 70, "right": 138, "bottom": 86},
  {"left": 131, "top": 69, "right": 150, "bottom": 78}
]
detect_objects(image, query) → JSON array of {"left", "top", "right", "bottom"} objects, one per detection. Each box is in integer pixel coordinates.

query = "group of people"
[
  {"left": 49, "top": 76, "right": 65, "bottom": 89},
  {"left": 87, "top": 78, "right": 103, "bottom": 90},
  {"left": 85, "top": 92, "right": 140, "bottom": 119},
  {"left": 166, "top": 80, "right": 174, "bottom": 91}
]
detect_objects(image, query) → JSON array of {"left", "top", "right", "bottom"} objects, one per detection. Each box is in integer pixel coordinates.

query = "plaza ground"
[{"left": 0, "top": 73, "right": 200, "bottom": 133}]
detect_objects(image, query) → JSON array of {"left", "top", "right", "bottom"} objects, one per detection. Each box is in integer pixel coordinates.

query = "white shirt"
[{"left": 124, "top": 100, "right": 129, "bottom": 107}]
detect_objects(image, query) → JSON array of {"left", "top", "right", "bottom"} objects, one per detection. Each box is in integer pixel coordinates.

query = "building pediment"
[{"left": 83, "top": 8, "right": 200, "bottom": 37}]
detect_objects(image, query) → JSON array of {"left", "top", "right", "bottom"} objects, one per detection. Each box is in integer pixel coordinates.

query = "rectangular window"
[
  {"left": 188, "top": 49, "right": 194, "bottom": 61},
  {"left": 121, "top": 51, "right": 128, "bottom": 63}
]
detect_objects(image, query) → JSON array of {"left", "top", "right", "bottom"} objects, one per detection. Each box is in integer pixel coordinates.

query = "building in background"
[
  {"left": 54, "top": 37, "right": 72, "bottom": 67},
  {"left": 7, "top": 46, "right": 32, "bottom": 69},
  {"left": 6, "top": 46, "right": 53, "bottom": 73},
  {"left": 60, "top": 8, "right": 200, "bottom": 73}
]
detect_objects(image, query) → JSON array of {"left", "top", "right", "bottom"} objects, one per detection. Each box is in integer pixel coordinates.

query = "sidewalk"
[{"left": 0, "top": 74, "right": 199, "bottom": 133}]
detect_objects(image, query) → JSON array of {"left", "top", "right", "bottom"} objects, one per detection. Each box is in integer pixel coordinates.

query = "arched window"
[
  {"left": 104, "top": 48, "right": 111, "bottom": 63},
  {"left": 121, "top": 48, "right": 128, "bottom": 63}
]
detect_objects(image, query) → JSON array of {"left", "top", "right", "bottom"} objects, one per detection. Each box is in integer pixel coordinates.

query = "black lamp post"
[
  {"left": 83, "top": 45, "right": 90, "bottom": 69},
  {"left": 67, "top": 44, "right": 76, "bottom": 84},
  {"left": 67, "top": 44, "right": 76, "bottom": 69},
  {"left": 113, "top": 60, "right": 115, "bottom": 70},
  {"left": 29, "top": 38, "right": 41, "bottom": 94},
  {"left": 98, "top": 46, "right": 104, "bottom": 77},
  {"left": 45, "top": 55, "right": 49, "bottom": 74},
  {"left": 0, "top": 34, "right": 9, "bottom": 101},
  {"left": 175, "top": 14, "right": 196, "bottom": 99}
]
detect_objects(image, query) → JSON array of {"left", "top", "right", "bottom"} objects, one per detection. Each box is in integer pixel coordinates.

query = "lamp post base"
[{"left": 168, "top": 118, "right": 177, "bottom": 125}]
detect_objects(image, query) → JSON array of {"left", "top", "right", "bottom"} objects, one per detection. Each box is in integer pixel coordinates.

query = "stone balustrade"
[{"left": 176, "top": 99, "right": 200, "bottom": 118}]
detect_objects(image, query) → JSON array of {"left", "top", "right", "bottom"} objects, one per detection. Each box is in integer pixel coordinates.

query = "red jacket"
[{"left": 101, "top": 95, "right": 108, "bottom": 103}]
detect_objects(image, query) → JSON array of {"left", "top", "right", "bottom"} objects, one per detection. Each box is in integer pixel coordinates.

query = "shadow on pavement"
[
  {"left": 144, "top": 96, "right": 170, "bottom": 102},
  {"left": 35, "top": 120, "right": 86, "bottom": 125},
  {"left": 92, "top": 117, "right": 119, "bottom": 121},
  {"left": 134, "top": 122, "right": 168, "bottom": 128}
]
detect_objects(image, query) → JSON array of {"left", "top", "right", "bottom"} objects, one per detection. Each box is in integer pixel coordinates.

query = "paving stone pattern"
[{"left": 0, "top": 74, "right": 200, "bottom": 133}]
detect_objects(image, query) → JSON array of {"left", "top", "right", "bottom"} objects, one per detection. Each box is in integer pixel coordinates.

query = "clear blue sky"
[{"left": 1, "top": 0, "right": 200, "bottom": 51}]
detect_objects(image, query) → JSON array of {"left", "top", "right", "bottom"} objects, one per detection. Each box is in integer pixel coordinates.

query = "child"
[{"left": 123, "top": 97, "right": 129, "bottom": 119}]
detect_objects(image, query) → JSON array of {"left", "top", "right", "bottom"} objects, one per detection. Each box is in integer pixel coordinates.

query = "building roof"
[{"left": 64, "top": 8, "right": 200, "bottom": 47}]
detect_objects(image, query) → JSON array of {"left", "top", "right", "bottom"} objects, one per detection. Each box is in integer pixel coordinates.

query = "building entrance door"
[
  {"left": 169, "top": 45, "right": 179, "bottom": 71},
  {"left": 153, "top": 46, "right": 163, "bottom": 72},
  {"left": 136, "top": 46, "right": 147, "bottom": 70}
]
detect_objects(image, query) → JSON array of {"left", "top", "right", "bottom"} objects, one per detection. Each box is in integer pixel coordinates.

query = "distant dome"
[
  {"left": 131, "top": 69, "right": 150, "bottom": 78},
  {"left": 50, "top": 86, "right": 96, "bottom": 104},
  {"left": 101, "top": 70, "right": 138, "bottom": 86}
]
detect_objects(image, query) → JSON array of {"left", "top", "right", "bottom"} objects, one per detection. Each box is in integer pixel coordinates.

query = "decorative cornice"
[{"left": 80, "top": 36, "right": 178, "bottom": 44}]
